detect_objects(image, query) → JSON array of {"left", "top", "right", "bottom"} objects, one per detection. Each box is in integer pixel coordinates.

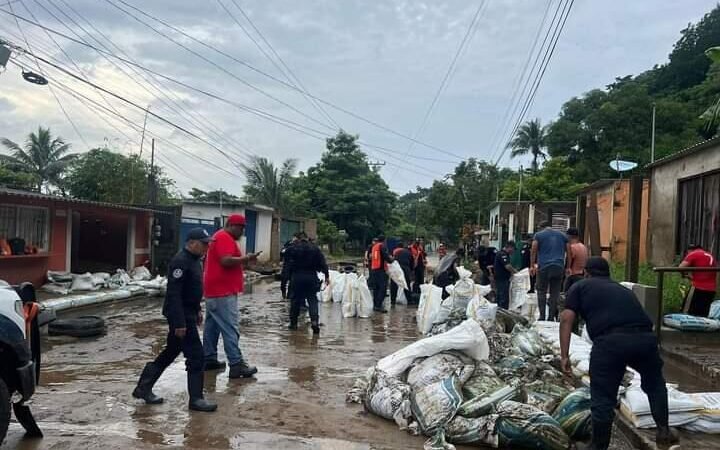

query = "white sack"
[
  {"left": 356, "top": 275, "right": 374, "bottom": 318},
  {"left": 342, "top": 273, "right": 359, "bottom": 318},
  {"left": 130, "top": 266, "right": 152, "bottom": 281},
  {"left": 509, "top": 268, "right": 531, "bottom": 310},
  {"left": 377, "top": 319, "right": 490, "bottom": 377},
  {"left": 70, "top": 273, "right": 99, "bottom": 292},
  {"left": 332, "top": 272, "right": 348, "bottom": 303},
  {"left": 417, "top": 284, "right": 444, "bottom": 334},
  {"left": 387, "top": 261, "right": 408, "bottom": 291}
]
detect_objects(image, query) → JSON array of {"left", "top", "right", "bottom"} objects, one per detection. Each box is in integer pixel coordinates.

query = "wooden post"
[
  {"left": 625, "top": 175, "right": 643, "bottom": 282},
  {"left": 576, "top": 194, "right": 587, "bottom": 242},
  {"left": 587, "top": 193, "right": 602, "bottom": 256}
]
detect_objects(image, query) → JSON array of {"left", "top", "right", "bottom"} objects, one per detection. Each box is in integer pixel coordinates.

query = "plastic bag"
[
  {"left": 70, "top": 273, "right": 99, "bottom": 292},
  {"left": 365, "top": 369, "right": 413, "bottom": 428},
  {"left": 130, "top": 266, "right": 151, "bottom": 281},
  {"left": 417, "top": 284, "right": 444, "bottom": 334},
  {"left": 410, "top": 375, "right": 463, "bottom": 435},
  {"left": 496, "top": 400, "right": 570, "bottom": 450},
  {"left": 553, "top": 387, "right": 592, "bottom": 440},
  {"left": 509, "top": 268, "right": 531, "bottom": 310},
  {"left": 387, "top": 261, "right": 408, "bottom": 290},
  {"left": 355, "top": 275, "right": 374, "bottom": 318},
  {"left": 663, "top": 314, "right": 720, "bottom": 331},
  {"left": 445, "top": 415, "right": 499, "bottom": 447},
  {"left": 377, "top": 319, "right": 490, "bottom": 377},
  {"left": 406, "top": 353, "right": 474, "bottom": 391}
]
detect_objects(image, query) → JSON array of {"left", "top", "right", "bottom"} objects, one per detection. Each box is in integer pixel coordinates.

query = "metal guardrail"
[{"left": 653, "top": 266, "right": 720, "bottom": 341}]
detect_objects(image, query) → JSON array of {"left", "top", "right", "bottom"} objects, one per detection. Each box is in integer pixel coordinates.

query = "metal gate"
[{"left": 244, "top": 210, "right": 257, "bottom": 253}]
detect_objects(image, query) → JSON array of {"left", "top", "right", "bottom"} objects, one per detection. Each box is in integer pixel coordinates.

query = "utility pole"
[
  {"left": 517, "top": 165, "right": 523, "bottom": 204},
  {"left": 148, "top": 138, "right": 157, "bottom": 206},
  {"left": 650, "top": 103, "right": 656, "bottom": 163},
  {"left": 131, "top": 106, "right": 150, "bottom": 204}
]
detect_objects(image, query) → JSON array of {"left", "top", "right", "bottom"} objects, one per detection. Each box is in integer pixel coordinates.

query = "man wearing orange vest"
[
  {"left": 369, "top": 235, "right": 394, "bottom": 313},
  {"left": 410, "top": 237, "right": 427, "bottom": 295}
]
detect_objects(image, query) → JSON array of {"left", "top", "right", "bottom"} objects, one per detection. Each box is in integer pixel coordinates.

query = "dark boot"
[
  {"left": 204, "top": 359, "right": 226, "bottom": 371},
  {"left": 311, "top": 321, "right": 320, "bottom": 335},
  {"left": 132, "top": 362, "right": 164, "bottom": 404},
  {"left": 656, "top": 426, "right": 679, "bottom": 448},
  {"left": 229, "top": 361, "right": 258, "bottom": 379},
  {"left": 589, "top": 421, "right": 612, "bottom": 450},
  {"left": 187, "top": 371, "right": 217, "bottom": 412}
]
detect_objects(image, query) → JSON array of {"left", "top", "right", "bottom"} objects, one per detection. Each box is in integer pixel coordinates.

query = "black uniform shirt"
[
  {"left": 493, "top": 250, "right": 513, "bottom": 281},
  {"left": 394, "top": 248, "right": 412, "bottom": 269},
  {"left": 521, "top": 243, "right": 532, "bottom": 269},
  {"left": 162, "top": 248, "right": 203, "bottom": 329},
  {"left": 565, "top": 276, "right": 653, "bottom": 340},
  {"left": 286, "top": 241, "right": 330, "bottom": 280}
]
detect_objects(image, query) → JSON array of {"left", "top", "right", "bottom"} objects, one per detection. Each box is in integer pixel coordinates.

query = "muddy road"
[{"left": 2, "top": 280, "right": 634, "bottom": 449}]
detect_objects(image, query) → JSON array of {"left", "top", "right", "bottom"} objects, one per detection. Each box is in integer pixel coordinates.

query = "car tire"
[
  {"left": 0, "top": 377, "right": 10, "bottom": 445},
  {"left": 48, "top": 316, "right": 106, "bottom": 338}
]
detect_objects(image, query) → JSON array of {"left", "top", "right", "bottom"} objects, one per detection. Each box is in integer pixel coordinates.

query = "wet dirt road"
[{"left": 2, "top": 280, "right": 634, "bottom": 450}]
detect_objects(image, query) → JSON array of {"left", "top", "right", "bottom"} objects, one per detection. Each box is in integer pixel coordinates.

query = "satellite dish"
[{"left": 609, "top": 159, "right": 637, "bottom": 172}]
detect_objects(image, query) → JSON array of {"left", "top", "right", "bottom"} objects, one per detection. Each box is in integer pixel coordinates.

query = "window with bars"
[
  {"left": 0, "top": 205, "right": 49, "bottom": 253},
  {"left": 677, "top": 171, "right": 720, "bottom": 260}
]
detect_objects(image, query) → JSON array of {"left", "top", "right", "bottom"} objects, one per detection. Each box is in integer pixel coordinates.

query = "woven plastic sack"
[
  {"left": 509, "top": 268, "right": 531, "bottom": 310},
  {"left": 445, "top": 414, "right": 499, "bottom": 447},
  {"left": 511, "top": 324, "right": 547, "bottom": 357},
  {"left": 424, "top": 430, "right": 456, "bottom": 450},
  {"left": 709, "top": 301, "right": 720, "bottom": 320},
  {"left": 410, "top": 375, "right": 463, "bottom": 435},
  {"left": 70, "top": 273, "right": 98, "bottom": 292},
  {"left": 355, "top": 275, "right": 374, "bottom": 318},
  {"left": 108, "top": 269, "right": 131, "bottom": 289},
  {"left": 523, "top": 380, "right": 571, "bottom": 414},
  {"left": 365, "top": 370, "right": 413, "bottom": 428},
  {"left": 130, "top": 266, "right": 151, "bottom": 281},
  {"left": 496, "top": 400, "right": 570, "bottom": 450},
  {"left": 407, "top": 353, "right": 475, "bottom": 391},
  {"left": 387, "top": 261, "right": 408, "bottom": 290},
  {"left": 458, "top": 385, "right": 518, "bottom": 418},
  {"left": 332, "top": 272, "right": 347, "bottom": 303},
  {"left": 466, "top": 295, "right": 498, "bottom": 332},
  {"left": 342, "top": 273, "right": 359, "bottom": 318},
  {"left": 664, "top": 313, "right": 720, "bottom": 331},
  {"left": 417, "top": 284, "right": 444, "bottom": 334},
  {"left": 553, "top": 387, "right": 592, "bottom": 440}
]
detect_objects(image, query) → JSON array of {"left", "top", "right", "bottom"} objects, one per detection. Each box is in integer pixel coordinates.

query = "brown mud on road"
[{"left": 1, "top": 280, "right": 634, "bottom": 449}]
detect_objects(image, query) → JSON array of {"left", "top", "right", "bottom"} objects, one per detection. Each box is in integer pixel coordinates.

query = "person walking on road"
[
  {"left": 285, "top": 232, "right": 329, "bottom": 334},
  {"left": 369, "top": 235, "right": 393, "bottom": 313},
  {"left": 203, "top": 214, "right": 259, "bottom": 379},
  {"left": 493, "top": 241, "right": 517, "bottom": 309},
  {"left": 531, "top": 221, "right": 570, "bottom": 321},
  {"left": 680, "top": 244, "right": 717, "bottom": 317},
  {"left": 390, "top": 242, "right": 412, "bottom": 305},
  {"left": 280, "top": 235, "right": 299, "bottom": 300},
  {"left": 560, "top": 257, "right": 678, "bottom": 450},
  {"left": 132, "top": 228, "right": 217, "bottom": 412},
  {"left": 564, "top": 227, "right": 588, "bottom": 293},
  {"left": 410, "top": 238, "right": 427, "bottom": 294}
]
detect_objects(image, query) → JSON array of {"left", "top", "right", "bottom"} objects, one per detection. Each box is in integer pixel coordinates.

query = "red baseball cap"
[{"left": 227, "top": 214, "right": 246, "bottom": 226}]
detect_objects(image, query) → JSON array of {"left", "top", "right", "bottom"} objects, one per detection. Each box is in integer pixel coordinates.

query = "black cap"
[
  {"left": 567, "top": 227, "right": 580, "bottom": 237},
  {"left": 186, "top": 227, "right": 213, "bottom": 243},
  {"left": 585, "top": 256, "right": 610, "bottom": 276}
]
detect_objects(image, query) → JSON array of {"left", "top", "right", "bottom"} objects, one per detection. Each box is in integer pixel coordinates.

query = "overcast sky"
[{"left": 0, "top": 0, "right": 715, "bottom": 196}]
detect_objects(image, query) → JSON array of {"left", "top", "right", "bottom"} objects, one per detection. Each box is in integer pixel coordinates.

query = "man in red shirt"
[
  {"left": 203, "top": 214, "right": 260, "bottom": 378},
  {"left": 680, "top": 244, "right": 717, "bottom": 317}
]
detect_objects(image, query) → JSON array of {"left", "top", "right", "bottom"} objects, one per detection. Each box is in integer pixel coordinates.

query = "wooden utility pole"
[{"left": 625, "top": 175, "right": 643, "bottom": 282}]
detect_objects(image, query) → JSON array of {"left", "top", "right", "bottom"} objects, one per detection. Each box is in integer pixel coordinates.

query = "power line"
[{"left": 218, "top": 0, "right": 341, "bottom": 130}]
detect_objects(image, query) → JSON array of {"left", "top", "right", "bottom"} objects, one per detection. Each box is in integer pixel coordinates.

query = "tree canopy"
[
  {"left": 241, "top": 156, "right": 297, "bottom": 214},
  {"left": 187, "top": 188, "right": 241, "bottom": 203}
]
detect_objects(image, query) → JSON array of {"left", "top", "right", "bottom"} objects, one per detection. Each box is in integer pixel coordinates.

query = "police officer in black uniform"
[
  {"left": 285, "top": 232, "right": 329, "bottom": 334},
  {"left": 280, "top": 235, "right": 299, "bottom": 299},
  {"left": 560, "top": 257, "right": 678, "bottom": 450},
  {"left": 132, "top": 228, "right": 217, "bottom": 412}
]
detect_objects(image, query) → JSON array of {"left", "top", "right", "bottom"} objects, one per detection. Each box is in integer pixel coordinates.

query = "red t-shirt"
[
  {"left": 683, "top": 249, "right": 717, "bottom": 292},
  {"left": 203, "top": 229, "right": 244, "bottom": 298}
]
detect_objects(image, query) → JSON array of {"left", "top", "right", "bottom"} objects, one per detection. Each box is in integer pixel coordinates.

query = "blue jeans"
[{"left": 203, "top": 294, "right": 245, "bottom": 366}]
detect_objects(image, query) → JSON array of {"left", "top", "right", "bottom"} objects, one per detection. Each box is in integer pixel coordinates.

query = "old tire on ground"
[
  {"left": 0, "top": 377, "right": 10, "bottom": 445},
  {"left": 48, "top": 316, "right": 106, "bottom": 338}
]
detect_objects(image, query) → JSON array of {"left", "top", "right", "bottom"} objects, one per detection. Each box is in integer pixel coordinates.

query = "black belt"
[{"left": 603, "top": 325, "right": 653, "bottom": 336}]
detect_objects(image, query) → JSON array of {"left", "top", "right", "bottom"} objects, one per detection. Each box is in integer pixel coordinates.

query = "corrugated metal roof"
[
  {"left": 181, "top": 199, "right": 275, "bottom": 212},
  {"left": 646, "top": 136, "right": 720, "bottom": 170},
  {"left": 0, "top": 187, "right": 170, "bottom": 214}
]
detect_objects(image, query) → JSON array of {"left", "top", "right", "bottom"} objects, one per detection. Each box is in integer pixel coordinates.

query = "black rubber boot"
[
  {"left": 187, "top": 371, "right": 217, "bottom": 412},
  {"left": 656, "top": 426, "right": 679, "bottom": 448},
  {"left": 204, "top": 359, "right": 226, "bottom": 371},
  {"left": 132, "top": 363, "right": 164, "bottom": 404},
  {"left": 311, "top": 321, "right": 320, "bottom": 335},
  {"left": 589, "top": 421, "right": 612, "bottom": 450},
  {"left": 288, "top": 318, "right": 298, "bottom": 330},
  {"left": 229, "top": 361, "right": 258, "bottom": 379}
]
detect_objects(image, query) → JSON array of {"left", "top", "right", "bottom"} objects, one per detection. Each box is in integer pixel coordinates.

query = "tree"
[
  {"left": 0, "top": 164, "right": 37, "bottom": 190},
  {"left": 508, "top": 119, "right": 548, "bottom": 172},
  {"left": 500, "top": 158, "right": 586, "bottom": 202},
  {"left": 187, "top": 188, "right": 241, "bottom": 202},
  {"left": 65, "top": 148, "right": 176, "bottom": 204},
  {"left": 303, "top": 131, "right": 395, "bottom": 244},
  {"left": 0, "top": 127, "right": 78, "bottom": 192},
  {"left": 241, "top": 156, "right": 297, "bottom": 214}
]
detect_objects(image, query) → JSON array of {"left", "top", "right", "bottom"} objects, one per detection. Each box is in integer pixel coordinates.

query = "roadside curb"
[
  {"left": 661, "top": 346, "right": 720, "bottom": 388},
  {"left": 615, "top": 412, "right": 658, "bottom": 450}
]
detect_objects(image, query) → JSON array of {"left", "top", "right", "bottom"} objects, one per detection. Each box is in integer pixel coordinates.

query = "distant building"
[
  {"left": 488, "top": 200, "right": 576, "bottom": 249},
  {"left": 576, "top": 179, "right": 650, "bottom": 263},
  {"left": 647, "top": 138, "right": 720, "bottom": 266}
]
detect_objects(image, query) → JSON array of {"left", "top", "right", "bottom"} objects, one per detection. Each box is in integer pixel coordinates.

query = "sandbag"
[
  {"left": 387, "top": 261, "right": 409, "bottom": 290},
  {"left": 410, "top": 375, "right": 463, "bottom": 435},
  {"left": 466, "top": 295, "right": 498, "bottom": 332},
  {"left": 458, "top": 385, "right": 518, "bottom": 418},
  {"left": 332, "top": 272, "right": 347, "bottom": 303},
  {"left": 365, "top": 370, "right": 413, "bottom": 428},
  {"left": 108, "top": 269, "right": 131, "bottom": 289},
  {"left": 511, "top": 324, "right": 548, "bottom": 357},
  {"left": 663, "top": 314, "right": 720, "bottom": 332},
  {"left": 91, "top": 272, "right": 110, "bottom": 287},
  {"left": 342, "top": 273, "right": 359, "bottom": 318},
  {"left": 509, "top": 268, "right": 531, "bottom": 310},
  {"left": 424, "top": 430, "right": 456, "bottom": 450},
  {"left": 620, "top": 385, "right": 702, "bottom": 428},
  {"left": 355, "top": 275, "right": 374, "bottom": 318},
  {"left": 47, "top": 270, "right": 73, "bottom": 283},
  {"left": 41, "top": 283, "right": 70, "bottom": 295},
  {"left": 523, "top": 380, "right": 570, "bottom": 414},
  {"left": 417, "top": 284, "right": 444, "bottom": 334},
  {"left": 682, "top": 393, "right": 720, "bottom": 433},
  {"left": 445, "top": 414, "right": 499, "bottom": 447},
  {"left": 451, "top": 267, "right": 475, "bottom": 303},
  {"left": 397, "top": 288, "right": 408, "bottom": 305},
  {"left": 709, "top": 300, "right": 720, "bottom": 320},
  {"left": 130, "top": 266, "right": 151, "bottom": 281},
  {"left": 70, "top": 273, "right": 99, "bottom": 292},
  {"left": 377, "top": 319, "right": 490, "bottom": 377},
  {"left": 553, "top": 387, "right": 592, "bottom": 440},
  {"left": 461, "top": 362, "right": 499, "bottom": 398},
  {"left": 406, "top": 353, "right": 475, "bottom": 391},
  {"left": 495, "top": 400, "right": 570, "bottom": 450}
]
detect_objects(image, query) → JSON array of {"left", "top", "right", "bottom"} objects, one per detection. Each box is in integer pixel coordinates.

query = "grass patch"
[{"left": 610, "top": 262, "right": 688, "bottom": 313}]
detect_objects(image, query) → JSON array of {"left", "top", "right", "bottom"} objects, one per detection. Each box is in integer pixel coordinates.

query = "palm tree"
[
  {"left": 507, "top": 119, "right": 548, "bottom": 172},
  {"left": 240, "top": 156, "right": 298, "bottom": 215},
  {"left": 1, "top": 127, "right": 78, "bottom": 192}
]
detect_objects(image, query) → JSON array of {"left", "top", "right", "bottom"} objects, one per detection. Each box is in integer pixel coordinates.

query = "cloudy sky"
[{"left": 0, "top": 0, "right": 715, "bottom": 195}]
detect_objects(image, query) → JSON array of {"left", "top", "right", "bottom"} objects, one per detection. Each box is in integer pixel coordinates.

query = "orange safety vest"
[
  {"left": 23, "top": 302, "right": 39, "bottom": 337},
  {"left": 371, "top": 242, "right": 387, "bottom": 271}
]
